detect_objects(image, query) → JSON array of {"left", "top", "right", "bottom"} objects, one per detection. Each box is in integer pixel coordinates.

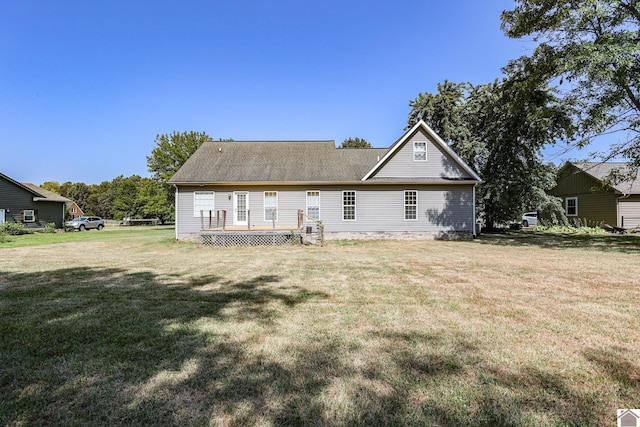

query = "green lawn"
[{"left": 1, "top": 229, "right": 639, "bottom": 426}]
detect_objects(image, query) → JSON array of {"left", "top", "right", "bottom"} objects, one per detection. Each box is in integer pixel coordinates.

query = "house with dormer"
[{"left": 169, "top": 121, "right": 481, "bottom": 241}]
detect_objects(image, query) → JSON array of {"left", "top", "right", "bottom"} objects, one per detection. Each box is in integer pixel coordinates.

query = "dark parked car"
[{"left": 65, "top": 216, "right": 105, "bottom": 231}]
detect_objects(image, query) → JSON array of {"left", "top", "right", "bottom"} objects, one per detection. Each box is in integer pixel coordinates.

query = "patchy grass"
[{"left": 1, "top": 230, "right": 639, "bottom": 426}]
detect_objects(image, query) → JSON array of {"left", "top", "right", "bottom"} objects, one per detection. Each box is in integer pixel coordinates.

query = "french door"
[{"left": 233, "top": 192, "right": 248, "bottom": 226}]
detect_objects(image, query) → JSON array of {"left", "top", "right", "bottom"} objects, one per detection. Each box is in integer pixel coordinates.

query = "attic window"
[{"left": 413, "top": 141, "right": 427, "bottom": 161}]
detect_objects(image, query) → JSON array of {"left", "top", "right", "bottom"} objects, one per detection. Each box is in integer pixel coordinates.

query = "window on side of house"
[
  {"left": 23, "top": 209, "right": 35, "bottom": 222},
  {"left": 566, "top": 197, "right": 578, "bottom": 216},
  {"left": 193, "top": 191, "right": 215, "bottom": 217},
  {"left": 343, "top": 190, "right": 356, "bottom": 221},
  {"left": 306, "top": 191, "right": 320, "bottom": 220},
  {"left": 264, "top": 191, "right": 278, "bottom": 221},
  {"left": 413, "top": 141, "right": 427, "bottom": 161},
  {"left": 404, "top": 190, "right": 417, "bottom": 220}
]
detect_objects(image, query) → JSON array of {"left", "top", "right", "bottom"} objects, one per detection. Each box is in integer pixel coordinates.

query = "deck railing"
[{"left": 199, "top": 209, "right": 323, "bottom": 246}]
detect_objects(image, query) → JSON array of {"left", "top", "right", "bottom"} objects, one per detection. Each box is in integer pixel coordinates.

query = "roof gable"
[
  {"left": 0, "top": 172, "right": 45, "bottom": 197},
  {"left": 361, "top": 121, "right": 481, "bottom": 182},
  {"left": 169, "top": 123, "right": 481, "bottom": 185},
  {"left": 567, "top": 162, "right": 640, "bottom": 194}
]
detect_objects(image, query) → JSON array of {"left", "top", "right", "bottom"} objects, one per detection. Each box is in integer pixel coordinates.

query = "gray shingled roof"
[
  {"left": 572, "top": 162, "right": 640, "bottom": 194},
  {"left": 169, "top": 141, "right": 389, "bottom": 183}
]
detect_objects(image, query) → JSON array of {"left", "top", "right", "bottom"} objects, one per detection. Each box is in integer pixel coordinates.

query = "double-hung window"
[
  {"left": 23, "top": 209, "right": 35, "bottom": 222},
  {"left": 566, "top": 197, "right": 578, "bottom": 216},
  {"left": 413, "top": 141, "right": 427, "bottom": 161},
  {"left": 264, "top": 191, "right": 278, "bottom": 221},
  {"left": 306, "top": 191, "right": 320, "bottom": 220},
  {"left": 404, "top": 190, "right": 417, "bottom": 220},
  {"left": 193, "top": 191, "right": 215, "bottom": 217},
  {"left": 343, "top": 191, "right": 356, "bottom": 221}
]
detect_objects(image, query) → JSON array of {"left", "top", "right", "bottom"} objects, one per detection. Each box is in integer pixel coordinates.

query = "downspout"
[
  {"left": 174, "top": 185, "right": 179, "bottom": 240},
  {"left": 472, "top": 184, "right": 477, "bottom": 238}
]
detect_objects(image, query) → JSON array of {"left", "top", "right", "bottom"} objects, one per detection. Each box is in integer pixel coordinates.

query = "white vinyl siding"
[
  {"left": 413, "top": 141, "right": 427, "bottom": 161},
  {"left": 264, "top": 191, "right": 278, "bottom": 221},
  {"left": 174, "top": 185, "right": 475, "bottom": 237},
  {"left": 307, "top": 191, "right": 320, "bottom": 220},
  {"left": 374, "top": 129, "right": 470, "bottom": 179},
  {"left": 404, "top": 190, "right": 417, "bottom": 220},
  {"left": 566, "top": 197, "right": 578, "bottom": 216},
  {"left": 342, "top": 190, "right": 356, "bottom": 221},
  {"left": 193, "top": 191, "right": 215, "bottom": 217}
]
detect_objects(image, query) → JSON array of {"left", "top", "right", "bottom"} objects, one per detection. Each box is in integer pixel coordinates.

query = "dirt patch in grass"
[{"left": 1, "top": 230, "right": 638, "bottom": 425}]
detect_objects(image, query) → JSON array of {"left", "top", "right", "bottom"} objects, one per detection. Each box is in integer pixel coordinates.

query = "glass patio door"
[{"left": 234, "top": 192, "right": 248, "bottom": 226}]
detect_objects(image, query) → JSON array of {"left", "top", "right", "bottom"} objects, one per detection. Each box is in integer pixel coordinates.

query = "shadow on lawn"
[
  {"left": 476, "top": 232, "right": 640, "bottom": 254},
  {"left": 0, "top": 267, "right": 625, "bottom": 425}
]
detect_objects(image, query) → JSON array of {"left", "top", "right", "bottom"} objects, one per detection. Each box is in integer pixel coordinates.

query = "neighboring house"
[
  {"left": 0, "top": 173, "right": 71, "bottom": 228},
  {"left": 169, "top": 120, "right": 482, "bottom": 241},
  {"left": 550, "top": 161, "right": 640, "bottom": 228},
  {"left": 66, "top": 201, "right": 85, "bottom": 219}
]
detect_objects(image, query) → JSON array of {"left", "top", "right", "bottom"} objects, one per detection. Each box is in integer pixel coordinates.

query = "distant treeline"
[{"left": 42, "top": 176, "right": 173, "bottom": 224}]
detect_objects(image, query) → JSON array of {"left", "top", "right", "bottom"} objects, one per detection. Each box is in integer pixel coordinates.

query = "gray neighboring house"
[
  {"left": 0, "top": 172, "right": 71, "bottom": 228},
  {"left": 169, "top": 120, "right": 482, "bottom": 241}
]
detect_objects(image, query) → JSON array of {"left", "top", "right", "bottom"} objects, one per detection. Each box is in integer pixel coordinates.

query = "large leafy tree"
[
  {"left": 147, "top": 131, "right": 212, "bottom": 183},
  {"left": 501, "top": 0, "right": 640, "bottom": 168},
  {"left": 340, "top": 137, "right": 372, "bottom": 148},
  {"left": 408, "top": 70, "right": 574, "bottom": 228}
]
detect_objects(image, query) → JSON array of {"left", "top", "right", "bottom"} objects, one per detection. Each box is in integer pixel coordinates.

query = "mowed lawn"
[{"left": 1, "top": 228, "right": 639, "bottom": 426}]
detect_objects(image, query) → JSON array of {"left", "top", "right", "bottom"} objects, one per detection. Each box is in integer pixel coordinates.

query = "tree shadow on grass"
[
  {"left": 0, "top": 267, "right": 328, "bottom": 425},
  {"left": 475, "top": 232, "right": 640, "bottom": 254},
  {"left": 0, "top": 267, "right": 632, "bottom": 425}
]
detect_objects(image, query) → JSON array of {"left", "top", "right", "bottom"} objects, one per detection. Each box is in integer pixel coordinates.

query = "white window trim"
[
  {"left": 342, "top": 190, "right": 356, "bottom": 221},
  {"left": 306, "top": 191, "right": 320, "bottom": 220},
  {"left": 566, "top": 197, "right": 578, "bottom": 216},
  {"left": 23, "top": 209, "right": 35, "bottom": 222},
  {"left": 193, "top": 191, "right": 215, "bottom": 217},
  {"left": 413, "top": 141, "right": 427, "bottom": 162},
  {"left": 263, "top": 191, "right": 278, "bottom": 222},
  {"left": 404, "top": 190, "right": 418, "bottom": 221}
]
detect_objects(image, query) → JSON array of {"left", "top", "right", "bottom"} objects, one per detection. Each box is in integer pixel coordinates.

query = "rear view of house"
[
  {"left": 550, "top": 162, "right": 640, "bottom": 228},
  {"left": 0, "top": 172, "right": 70, "bottom": 228},
  {"left": 169, "top": 121, "right": 482, "bottom": 242}
]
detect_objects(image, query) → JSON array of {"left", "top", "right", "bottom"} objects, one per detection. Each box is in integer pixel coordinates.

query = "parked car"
[
  {"left": 522, "top": 212, "right": 538, "bottom": 227},
  {"left": 65, "top": 216, "right": 105, "bottom": 231}
]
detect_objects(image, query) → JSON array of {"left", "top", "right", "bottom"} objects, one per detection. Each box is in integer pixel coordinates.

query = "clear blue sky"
[{"left": 2, "top": 0, "right": 559, "bottom": 185}]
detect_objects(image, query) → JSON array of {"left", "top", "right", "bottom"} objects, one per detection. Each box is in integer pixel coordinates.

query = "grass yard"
[{"left": 1, "top": 229, "right": 639, "bottom": 426}]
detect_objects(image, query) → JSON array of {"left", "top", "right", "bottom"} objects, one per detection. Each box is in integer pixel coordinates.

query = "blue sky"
[{"left": 1, "top": 0, "right": 578, "bottom": 185}]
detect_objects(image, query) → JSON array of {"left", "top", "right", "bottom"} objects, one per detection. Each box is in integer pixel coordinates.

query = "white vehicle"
[{"left": 522, "top": 212, "right": 538, "bottom": 227}]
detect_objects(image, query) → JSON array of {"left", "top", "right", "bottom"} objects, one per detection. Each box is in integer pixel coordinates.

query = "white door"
[
  {"left": 0, "top": 209, "right": 4, "bottom": 224},
  {"left": 234, "top": 192, "right": 249, "bottom": 226}
]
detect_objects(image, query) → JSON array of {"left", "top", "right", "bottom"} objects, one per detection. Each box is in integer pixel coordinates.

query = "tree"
[
  {"left": 408, "top": 71, "right": 574, "bottom": 228},
  {"left": 41, "top": 181, "right": 61, "bottom": 194},
  {"left": 501, "top": 0, "right": 640, "bottom": 169},
  {"left": 137, "top": 178, "right": 173, "bottom": 223},
  {"left": 147, "top": 131, "right": 212, "bottom": 183},
  {"left": 340, "top": 137, "right": 372, "bottom": 148},
  {"left": 59, "top": 182, "right": 91, "bottom": 213}
]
